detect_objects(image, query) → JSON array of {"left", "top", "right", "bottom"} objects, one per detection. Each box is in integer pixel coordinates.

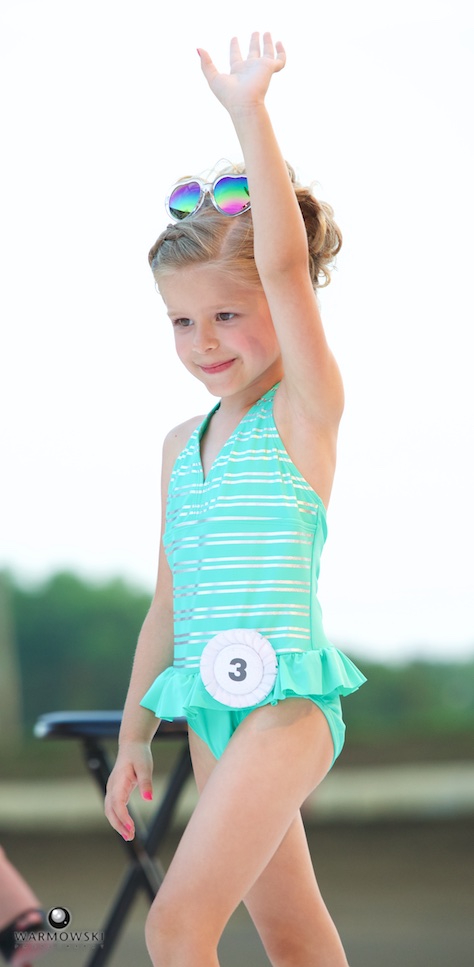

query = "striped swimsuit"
[{"left": 141, "top": 383, "right": 366, "bottom": 762}]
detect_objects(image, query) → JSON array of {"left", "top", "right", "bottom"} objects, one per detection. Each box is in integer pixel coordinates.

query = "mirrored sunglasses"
[{"left": 166, "top": 174, "right": 251, "bottom": 221}]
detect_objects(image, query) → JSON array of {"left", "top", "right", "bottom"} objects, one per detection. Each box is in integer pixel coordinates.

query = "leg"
[
  {"left": 145, "top": 699, "right": 345, "bottom": 967},
  {"left": 189, "top": 716, "right": 349, "bottom": 967},
  {"left": 243, "top": 814, "right": 349, "bottom": 966}
]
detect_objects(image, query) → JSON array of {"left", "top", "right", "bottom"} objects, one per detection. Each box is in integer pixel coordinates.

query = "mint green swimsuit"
[{"left": 141, "top": 384, "right": 366, "bottom": 763}]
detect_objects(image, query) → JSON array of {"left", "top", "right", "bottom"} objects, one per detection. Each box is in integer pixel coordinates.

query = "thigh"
[{"left": 155, "top": 700, "right": 334, "bottom": 935}]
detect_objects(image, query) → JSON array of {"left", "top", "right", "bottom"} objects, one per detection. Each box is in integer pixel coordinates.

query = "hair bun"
[{"left": 149, "top": 161, "right": 342, "bottom": 290}]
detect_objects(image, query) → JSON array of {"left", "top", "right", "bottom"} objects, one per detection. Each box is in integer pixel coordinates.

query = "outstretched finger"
[
  {"left": 248, "top": 31, "right": 261, "bottom": 59},
  {"left": 198, "top": 47, "right": 219, "bottom": 86},
  {"left": 262, "top": 31, "right": 275, "bottom": 59},
  {"left": 274, "top": 39, "right": 286, "bottom": 71},
  {"left": 262, "top": 32, "right": 285, "bottom": 70},
  {"left": 229, "top": 35, "right": 243, "bottom": 68}
]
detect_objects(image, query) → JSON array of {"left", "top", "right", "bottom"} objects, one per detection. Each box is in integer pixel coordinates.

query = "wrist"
[
  {"left": 228, "top": 99, "right": 268, "bottom": 124},
  {"left": 118, "top": 711, "right": 158, "bottom": 748},
  {"left": 118, "top": 733, "right": 150, "bottom": 746},
  {"left": 117, "top": 738, "right": 152, "bottom": 760}
]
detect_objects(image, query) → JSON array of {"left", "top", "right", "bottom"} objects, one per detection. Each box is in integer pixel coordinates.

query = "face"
[{"left": 157, "top": 264, "right": 283, "bottom": 400}]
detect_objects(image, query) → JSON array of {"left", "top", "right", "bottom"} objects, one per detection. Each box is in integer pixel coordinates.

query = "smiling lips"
[{"left": 199, "top": 359, "right": 236, "bottom": 374}]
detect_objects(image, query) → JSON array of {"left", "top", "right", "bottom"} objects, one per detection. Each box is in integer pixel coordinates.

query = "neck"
[{"left": 217, "top": 367, "right": 282, "bottom": 419}]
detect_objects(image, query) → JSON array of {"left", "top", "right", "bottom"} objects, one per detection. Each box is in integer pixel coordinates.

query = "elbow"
[{"left": 256, "top": 252, "right": 311, "bottom": 287}]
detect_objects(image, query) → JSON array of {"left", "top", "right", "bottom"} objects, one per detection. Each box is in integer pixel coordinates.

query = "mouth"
[{"left": 198, "top": 358, "right": 236, "bottom": 375}]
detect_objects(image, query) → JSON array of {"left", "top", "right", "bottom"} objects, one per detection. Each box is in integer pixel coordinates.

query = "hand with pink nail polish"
[{"left": 104, "top": 741, "right": 154, "bottom": 840}]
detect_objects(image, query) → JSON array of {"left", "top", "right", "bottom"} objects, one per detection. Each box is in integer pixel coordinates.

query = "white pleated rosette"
[{"left": 200, "top": 629, "right": 278, "bottom": 708}]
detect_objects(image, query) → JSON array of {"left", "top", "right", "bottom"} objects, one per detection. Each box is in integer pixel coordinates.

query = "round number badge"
[{"left": 200, "top": 629, "right": 278, "bottom": 708}]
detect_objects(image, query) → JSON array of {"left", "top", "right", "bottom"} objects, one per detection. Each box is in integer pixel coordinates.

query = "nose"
[{"left": 193, "top": 321, "right": 219, "bottom": 353}]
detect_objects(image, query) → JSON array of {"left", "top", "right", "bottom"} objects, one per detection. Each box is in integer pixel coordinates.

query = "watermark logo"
[
  {"left": 14, "top": 906, "right": 105, "bottom": 950},
  {"left": 48, "top": 906, "right": 71, "bottom": 929}
]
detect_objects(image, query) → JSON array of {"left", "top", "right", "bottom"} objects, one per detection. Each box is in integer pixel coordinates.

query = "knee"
[
  {"left": 262, "top": 925, "right": 309, "bottom": 966},
  {"left": 145, "top": 888, "right": 213, "bottom": 967},
  {"left": 145, "top": 892, "right": 179, "bottom": 967},
  {"left": 261, "top": 915, "right": 349, "bottom": 967}
]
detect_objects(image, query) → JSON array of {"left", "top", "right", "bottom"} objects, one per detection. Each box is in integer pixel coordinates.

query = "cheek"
[
  {"left": 173, "top": 333, "right": 191, "bottom": 365},
  {"left": 246, "top": 327, "right": 279, "bottom": 358}
]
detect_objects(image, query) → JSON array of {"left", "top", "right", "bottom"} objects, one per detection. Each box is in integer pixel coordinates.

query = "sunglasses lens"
[
  {"left": 213, "top": 176, "right": 250, "bottom": 215},
  {"left": 168, "top": 181, "right": 203, "bottom": 219}
]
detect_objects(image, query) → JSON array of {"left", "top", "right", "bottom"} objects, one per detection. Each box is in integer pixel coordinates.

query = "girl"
[{"left": 105, "top": 33, "right": 366, "bottom": 967}]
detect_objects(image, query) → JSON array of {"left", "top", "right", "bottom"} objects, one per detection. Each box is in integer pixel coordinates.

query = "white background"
[{"left": 1, "top": 0, "right": 473, "bottom": 661}]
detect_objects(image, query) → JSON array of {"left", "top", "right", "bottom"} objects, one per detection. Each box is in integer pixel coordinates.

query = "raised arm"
[{"left": 198, "top": 33, "right": 343, "bottom": 427}]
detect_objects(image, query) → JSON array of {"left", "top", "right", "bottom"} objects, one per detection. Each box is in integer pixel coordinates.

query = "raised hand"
[{"left": 198, "top": 31, "right": 286, "bottom": 116}]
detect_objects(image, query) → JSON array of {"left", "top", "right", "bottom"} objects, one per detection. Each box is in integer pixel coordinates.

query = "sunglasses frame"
[{"left": 165, "top": 174, "right": 251, "bottom": 221}]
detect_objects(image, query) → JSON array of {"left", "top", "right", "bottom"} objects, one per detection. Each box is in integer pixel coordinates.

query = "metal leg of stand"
[{"left": 84, "top": 741, "right": 192, "bottom": 967}]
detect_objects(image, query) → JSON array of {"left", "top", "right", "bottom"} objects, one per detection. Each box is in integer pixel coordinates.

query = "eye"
[
  {"left": 216, "top": 312, "right": 235, "bottom": 322},
  {"left": 172, "top": 317, "right": 193, "bottom": 328}
]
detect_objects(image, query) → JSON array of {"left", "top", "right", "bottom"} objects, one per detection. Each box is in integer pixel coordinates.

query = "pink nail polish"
[{"left": 142, "top": 790, "right": 153, "bottom": 801}]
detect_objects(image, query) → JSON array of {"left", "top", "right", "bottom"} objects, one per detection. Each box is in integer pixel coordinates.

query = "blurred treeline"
[
  {"left": 1, "top": 570, "right": 473, "bottom": 769},
  {"left": 0, "top": 570, "right": 149, "bottom": 730}
]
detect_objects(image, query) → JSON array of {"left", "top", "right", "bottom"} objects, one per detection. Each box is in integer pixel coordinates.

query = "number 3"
[{"left": 228, "top": 658, "right": 247, "bottom": 682}]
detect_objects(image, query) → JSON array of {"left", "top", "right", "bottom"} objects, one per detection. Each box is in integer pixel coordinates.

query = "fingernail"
[
  {"left": 142, "top": 790, "right": 153, "bottom": 801},
  {"left": 125, "top": 823, "right": 133, "bottom": 832}
]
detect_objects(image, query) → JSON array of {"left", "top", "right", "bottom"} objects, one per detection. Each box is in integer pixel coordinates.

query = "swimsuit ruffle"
[{"left": 140, "top": 646, "right": 366, "bottom": 724}]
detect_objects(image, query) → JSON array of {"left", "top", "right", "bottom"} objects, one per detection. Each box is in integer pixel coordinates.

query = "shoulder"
[
  {"left": 161, "top": 414, "right": 204, "bottom": 475},
  {"left": 156, "top": 414, "right": 205, "bottom": 529}
]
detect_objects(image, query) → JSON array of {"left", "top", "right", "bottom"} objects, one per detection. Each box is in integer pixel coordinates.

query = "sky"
[{"left": 1, "top": 0, "right": 473, "bottom": 663}]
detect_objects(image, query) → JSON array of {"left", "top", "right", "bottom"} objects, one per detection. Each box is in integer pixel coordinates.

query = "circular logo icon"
[
  {"left": 200, "top": 629, "right": 278, "bottom": 708},
  {"left": 48, "top": 907, "right": 71, "bottom": 929}
]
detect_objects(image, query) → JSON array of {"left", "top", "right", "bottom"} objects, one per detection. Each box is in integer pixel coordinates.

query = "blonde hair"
[{"left": 148, "top": 163, "right": 342, "bottom": 290}]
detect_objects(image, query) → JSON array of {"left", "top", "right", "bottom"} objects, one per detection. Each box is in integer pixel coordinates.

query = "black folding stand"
[{"left": 34, "top": 711, "right": 191, "bottom": 966}]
